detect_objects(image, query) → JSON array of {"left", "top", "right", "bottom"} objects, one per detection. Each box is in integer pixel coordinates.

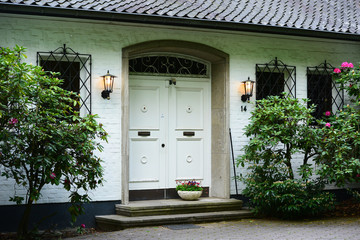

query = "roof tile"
[{"left": 1, "top": 0, "right": 359, "bottom": 35}]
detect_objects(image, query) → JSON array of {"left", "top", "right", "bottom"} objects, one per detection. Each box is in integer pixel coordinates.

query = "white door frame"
[{"left": 121, "top": 40, "right": 230, "bottom": 204}]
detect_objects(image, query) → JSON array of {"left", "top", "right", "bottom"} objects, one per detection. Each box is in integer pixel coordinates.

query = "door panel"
[
  {"left": 175, "top": 138, "right": 204, "bottom": 180},
  {"left": 129, "top": 138, "right": 160, "bottom": 185},
  {"left": 129, "top": 80, "right": 167, "bottom": 190},
  {"left": 129, "top": 86, "right": 160, "bottom": 130},
  {"left": 129, "top": 77, "right": 210, "bottom": 191},
  {"left": 175, "top": 88, "right": 204, "bottom": 130},
  {"left": 168, "top": 81, "right": 210, "bottom": 188}
]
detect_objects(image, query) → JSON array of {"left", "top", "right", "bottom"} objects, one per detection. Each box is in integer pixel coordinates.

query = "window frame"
[
  {"left": 255, "top": 57, "right": 296, "bottom": 101},
  {"left": 37, "top": 45, "right": 92, "bottom": 115},
  {"left": 306, "top": 61, "right": 344, "bottom": 119}
]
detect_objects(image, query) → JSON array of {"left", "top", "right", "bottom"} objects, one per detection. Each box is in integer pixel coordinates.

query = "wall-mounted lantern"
[
  {"left": 241, "top": 77, "right": 255, "bottom": 102},
  {"left": 101, "top": 70, "right": 116, "bottom": 99}
]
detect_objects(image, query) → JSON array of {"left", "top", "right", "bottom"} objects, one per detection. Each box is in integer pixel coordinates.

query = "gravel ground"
[{"left": 64, "top": 217, "right": 360, "bottom": 240}]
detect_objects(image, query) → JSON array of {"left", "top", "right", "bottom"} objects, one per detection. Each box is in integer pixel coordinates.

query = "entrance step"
[
  {"left": 115, "top": 198, "right": 244, "bottom": 217},
  {"left": 96, "top": 210, "right": 253, "bottom": 231},
  {"left": 95, "top": 198, "right": 253, "bottom": 231}
]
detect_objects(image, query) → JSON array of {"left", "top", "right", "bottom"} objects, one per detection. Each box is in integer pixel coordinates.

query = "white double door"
[{"left": 129, "top": 76, "right": 211, "bottom": 190}]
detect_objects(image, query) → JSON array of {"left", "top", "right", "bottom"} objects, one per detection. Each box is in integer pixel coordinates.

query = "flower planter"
[{"left": 177, "top": 190, "right": 202, "bottom": 200}]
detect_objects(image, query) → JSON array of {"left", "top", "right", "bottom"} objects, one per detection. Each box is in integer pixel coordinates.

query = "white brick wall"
[{"left": 1, "top": 13, "right": 359, "bottom": 204}]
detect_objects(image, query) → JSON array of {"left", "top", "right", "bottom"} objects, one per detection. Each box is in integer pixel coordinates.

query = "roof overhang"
[{"left": 1, "top": 3, "right": 360, "bottom": 42}]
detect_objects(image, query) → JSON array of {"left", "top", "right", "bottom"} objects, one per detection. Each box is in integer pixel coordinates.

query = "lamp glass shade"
[
  {"left": 104, "top": 75, "right": 113, "bottom": 92},
  {"left": 101, "top": 71, "right": 116, "bottom": 93},
  {"left": 242, "top": 78, "right": 255, "bottom": 96}
]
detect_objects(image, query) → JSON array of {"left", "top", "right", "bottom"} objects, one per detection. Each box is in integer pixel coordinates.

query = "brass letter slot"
[
  {"left": 138, "top": 131, "right": 150, "bottom": 137},
  {"left": 183, "top": 131, "right": 195, "bottom": 137}
]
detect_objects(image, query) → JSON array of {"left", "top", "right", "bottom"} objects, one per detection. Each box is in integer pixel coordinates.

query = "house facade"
[{"left": 0, "top": 0, "right": 360, "bottom": 230}]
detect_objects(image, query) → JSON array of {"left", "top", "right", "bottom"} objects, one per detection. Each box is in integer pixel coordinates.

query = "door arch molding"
[{"left": 121, "top": 40, "right": 230, "bottom": 204}]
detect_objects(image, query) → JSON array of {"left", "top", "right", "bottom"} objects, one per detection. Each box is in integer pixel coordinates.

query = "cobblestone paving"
[{"left": 65, "top": 217, "right": 360, "bottom": 240}]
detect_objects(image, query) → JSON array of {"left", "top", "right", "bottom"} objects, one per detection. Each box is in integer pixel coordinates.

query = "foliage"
[
  {"left": 176, "top": 180, "right": 203, "bottom": 191},
  {"left": 237, "top": 95, "right": 334, "bottom": 219},
  {"left": 314, "top": 62, "right": 360, "bottom": 187},
  {"left": 0, "top": 46, "right": 108, "bottom": 239},
  {"left": 243, "top": 179, "right": 334, "bottom": 219},
  {"left": 238, "top": 95, "right": 319, "bottom": 180}
]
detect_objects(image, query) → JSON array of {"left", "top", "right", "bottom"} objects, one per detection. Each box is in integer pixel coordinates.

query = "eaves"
[{"left": 1, "top": 3, "right": 360, "bottom": 42}]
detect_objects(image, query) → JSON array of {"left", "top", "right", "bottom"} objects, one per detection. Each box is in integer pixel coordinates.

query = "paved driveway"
[{"left": 65, "top": 217, "right": 360, "bottom": 240}]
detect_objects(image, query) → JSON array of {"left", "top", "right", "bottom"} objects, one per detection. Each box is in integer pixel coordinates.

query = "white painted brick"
[{"left": 0, "top": 13, "right": 359, "bottom": 203}]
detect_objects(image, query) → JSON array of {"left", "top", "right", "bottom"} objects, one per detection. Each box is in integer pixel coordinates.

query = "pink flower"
[
  {"left": 50, "top": 172, "right": 56, "bottom": 179},
  {"left": 357, "top": 174, "right": 360, "bottom": 178},
  {"left": 80, "top": 224, "right": 86, "bottom": 228},
  {"left": 348, "top": 63, "right": 354, "bottom": 68},
  {"left": 325, "top": 123, "right": 331, "bottom": 128},
  {"left": 8, "top": 118, "right": 18, "bottom": 125},
  {"left": 333, "top": 68, "right": 341, "bottom": 73},
  {"left": 341, "top": 62, "right": 349, "bottom": 68},
  {"left": 325, "top": 111, "right": 331, "bottom": 116}
]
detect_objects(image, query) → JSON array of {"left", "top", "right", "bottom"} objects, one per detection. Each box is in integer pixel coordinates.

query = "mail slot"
[
  {"left": 183, "top": 131, "right": 195, "bottom": 137},
  {"left": 138, "top": 131, "right": 150, "bottom": 136}
]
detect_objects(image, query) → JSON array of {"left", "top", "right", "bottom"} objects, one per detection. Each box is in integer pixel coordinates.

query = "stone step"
[
  {"left": 96, "top": 210, "right": 253, "bottom": 231},
  {"left": 116, "top": 198, "right": 244, "bottom": 217}
]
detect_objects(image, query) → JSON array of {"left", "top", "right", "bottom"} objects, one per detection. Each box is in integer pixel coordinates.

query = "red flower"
[
  {"left": 333, "top": 68, "right": 341, "bottom": 73},
  {"left": 341, "top": 62, "right": 349, "bottom": 68},
  {"left": 8, "top": 118, "right": 18, "bottom": 125}
]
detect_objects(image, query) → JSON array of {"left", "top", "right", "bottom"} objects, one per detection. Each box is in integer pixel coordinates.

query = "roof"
[{"left": 1, "top": 0, "right": 360, "bottom": 39}]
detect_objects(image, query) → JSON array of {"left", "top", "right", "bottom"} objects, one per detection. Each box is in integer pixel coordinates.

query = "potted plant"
[{"left": 176, "top": 180, "right": 203, "bottom": 200}]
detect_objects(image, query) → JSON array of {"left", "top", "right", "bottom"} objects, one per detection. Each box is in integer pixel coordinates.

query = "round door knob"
[{"left": 161, "top": 144, "right": 165, "bottom": 148}]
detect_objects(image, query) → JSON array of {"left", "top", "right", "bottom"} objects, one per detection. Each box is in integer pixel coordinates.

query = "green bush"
[
  {"left": 243, "top": 179, "right": 334, "bottom": 219},
  {"left": 237, "top": 95, "right": 334, "bottom": 219}
]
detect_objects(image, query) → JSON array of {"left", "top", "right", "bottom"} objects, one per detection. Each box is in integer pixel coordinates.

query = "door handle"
[
  {"left": 183, "top": 131, "right": 195, "bottom": 137},
  {"left": 161, "top": 143, "right": 165, "bottom": 148}
]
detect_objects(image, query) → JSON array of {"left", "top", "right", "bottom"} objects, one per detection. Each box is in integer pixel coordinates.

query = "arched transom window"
[{"left": 129, "top": 54, "right": 210, "bottom": 78}]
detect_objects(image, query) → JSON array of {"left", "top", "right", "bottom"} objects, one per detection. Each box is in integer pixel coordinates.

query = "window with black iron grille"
[
  {"left": 37, "top": 45, "right": 91, "bottom": 115},
  {"left": 129, "top": 55, "right": 209, "bottom": 77},
  {"left": 307, "top": 61, "right": 344, "bottom": 119},
  {"left": 255, "top": 57, "right": 296, "bottom": 101}
]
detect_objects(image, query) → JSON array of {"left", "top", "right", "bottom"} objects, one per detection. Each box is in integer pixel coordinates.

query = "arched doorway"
[{"left": 121, "top": 40, "right": 229, "bottom": 204}]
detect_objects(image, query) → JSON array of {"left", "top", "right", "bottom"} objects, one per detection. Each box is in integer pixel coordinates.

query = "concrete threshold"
[
  {"left": 116, "top": 198, "right": 244, "bottom": 217},
  {"left": 96, "top": 198, "right": 253, "bottom": 231}
]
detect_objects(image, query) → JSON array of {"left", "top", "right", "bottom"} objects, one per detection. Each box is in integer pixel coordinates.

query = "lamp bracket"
[
  {"left": 101, "top": 90, "right": 111, "bottom": 100},
  {"left": 241, "top": 95, "right": 249, "bottom": 102}
]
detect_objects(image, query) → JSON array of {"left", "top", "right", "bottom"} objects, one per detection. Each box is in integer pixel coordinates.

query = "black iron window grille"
[
  {"left": 307, "top": 61, "right": 344, "bottom": 119},
  {"left": 255, "top": 57, "right": 296, "bottom": 101},
  {"left": 37, "top": 44, "right": 92, "bottom": 115},
  {"left": 129, "top": 55, "right": 209, "bottom": 77}
]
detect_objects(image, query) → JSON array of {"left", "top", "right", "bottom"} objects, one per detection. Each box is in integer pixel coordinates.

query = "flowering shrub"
[
  {"left": 237, "top": 95, "right": 334, "bottom": 219},
  {"left": 176, "top": 180, "right": 203, "bottom": 191},
  {"left": 314, "top": 62, "right": 360, "bottom": 187},
  {"left": 0, "top": 46, "right": 107, "bottom": 239}
]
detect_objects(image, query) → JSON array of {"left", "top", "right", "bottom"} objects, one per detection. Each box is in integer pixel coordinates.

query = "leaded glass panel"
[{"left": 129, "top": 55, "right": 209, "bottom": 77}]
